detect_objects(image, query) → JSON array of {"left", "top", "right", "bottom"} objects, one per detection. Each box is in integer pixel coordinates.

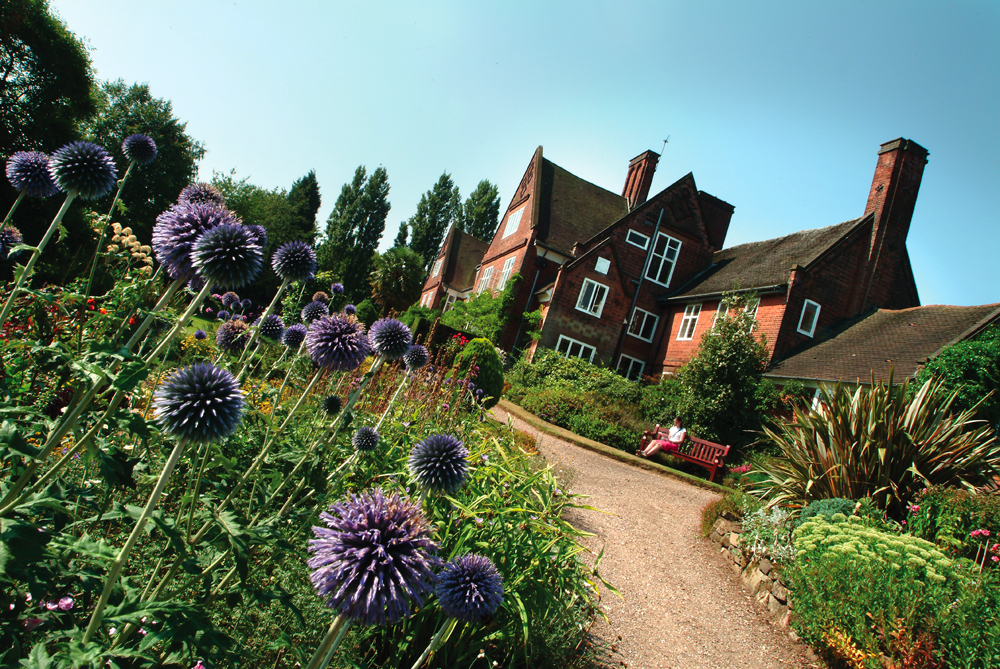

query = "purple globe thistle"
[
  {"left": 240, "top": 298, "right": 252, "bottom": 312},
  {"left": 216, "top": 319, "right": 250, "bottom": 353},
  {"left": 152, "top": 203, "right": 240, "bottom": 280},
  {"left": 246, "top": 224, "right": 267, "bottom": 248},
  {"left": 435, "top": 554, "right": 504, "bottom": 623},
  {"left": 255, "top": 313, "right": 285, "bottom": 341},
  {"left": 408, "top": 434, "right": 469, "bottom": 495},
  {"left": 368, "top": 318, "right": 412, "bottom": 361},
  {"left": 308, "top": 488, "right": 439, "bottom": 626},
  {"left": 344, "top": 304, "right": 357, "bottom": 316},
  {"left": 300, "top": 300, "right": 329, "bottom": 324},
  {"left": 178, "top": 182, "right": 225, "bottom": 207},
  {"left": 306, "top": 314, "right": 371, "bottom": 371},
  {"left": 191, "top": 223, "right": 263, "bottom": 289},
  {"left": 322, "top": 395, "right": 342, "bottom": 417},
  {"left": 282, "top": 323, "right": 307, "bottom": 349},
  {"left": 6, "top": 151, "right": 59, "bottom": 198},
  {"left": 403, "top": 345, "right": 429, "bottom": 371},
  {"left": 311, "top": 291, "right": 329, "bottom": 305},
  {"left": 187, "top": 275, "right": 205, "bottom": 293},
  {"left": 220, "top": 291, "right": 240, "bottom": 310},
  {"left": 152, "top": 363, "right": 244, "bottom": 443},
  {"left": 352, "top": 426, "right": 379, "bottom": 453},
  {"left": 121, "top": 134, "right": 157, "bottom": 165},
  {"left": 271, "top": 240, "right": 316, "bottom": 282},
  {"left": 217, "top": 310, "right": 230, "bottom": 321},
  {"left": 331, "top": 282, "right": 344, "bottom": 295},
  {"left": 193, "top": 329, "right": 208, "bottom": 340},
  {"left": 48, "top": 141, "right": 118, "bottom": 200}
]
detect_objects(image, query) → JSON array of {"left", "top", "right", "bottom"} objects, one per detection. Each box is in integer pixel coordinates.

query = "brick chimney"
[{"left": 622, "top": 150, "right": 659, "bottom": 210}]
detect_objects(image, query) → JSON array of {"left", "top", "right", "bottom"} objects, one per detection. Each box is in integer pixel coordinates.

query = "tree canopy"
[
  {"left": 369, "top": 246, "right": 424, "bottom": 315},
  {"left": 458, "top": 180, "right": 501, "bottom": 242},
  {"left": 287, "top": 169, "right": 321, "bottom": 241},
  {"left": 915, "top": 324, "right": 1000, "bottom": 429},
  {"left": 407, "top": 173, "right": 461, "bottom": 270}
]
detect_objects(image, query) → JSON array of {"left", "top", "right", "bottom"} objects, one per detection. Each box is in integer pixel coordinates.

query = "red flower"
[
  {"left": 99, "top": 308, "right": 107, "bottom": 315},
  {"left": 128, "top": 317, "right": 135, "bottom": 326}
]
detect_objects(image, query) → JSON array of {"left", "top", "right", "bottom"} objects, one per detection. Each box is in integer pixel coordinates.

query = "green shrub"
[
  {"left": 908, "top": 486, "right": 1000, "bottom": 560},
  {"left": 640, "top": 375, "right": 683, "bottom": 425},
  {"left": 508, "top": 348, "right": 641, "bottom": 405},
  {"left": 794, "top": 497, "right": 857, "bottom": 529},
  {"left": 513, "top": 386, "right": 644, "bottom": 452},
  {"left": 355, "top": 298, "right": 379, "bottom": 326},
  {"left": 457, "top": 337, "right": 504, "bottom": 409},
  {"left": 399, "top": 303, "right": 438, "bottom": 328},
  {"left": 700, "top": 490, "right": 752, "bottom": 536}
]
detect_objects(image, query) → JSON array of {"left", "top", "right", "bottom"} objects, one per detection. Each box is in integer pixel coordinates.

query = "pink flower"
[
  {"left": 192, "top": 662, "right": 207, "bottom": 669},
  {"left": 25, "top": 618, "right": 43, "bottom": 631},
  {"left": 993, "top": 555, "right": 999, "bottom": 563},
  {"left": 45, "top": 601, "right": 58, "bottom": 611},
  {"left": 58, "top": 596, "right": 73, "bottom": 611}
]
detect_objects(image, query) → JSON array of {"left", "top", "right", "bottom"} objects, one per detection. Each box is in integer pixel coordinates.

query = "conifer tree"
[
  {"left": 407, "top": 172, "right": 461, "bottom": 270},
  {"left": 287, "top": 169, "right": 322, "bottom": 239},
  {"left": 458, "top": 179, "right": 501, "bottom": 242}
]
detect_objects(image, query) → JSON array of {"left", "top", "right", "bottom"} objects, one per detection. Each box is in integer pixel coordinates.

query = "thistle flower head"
[
  {"left": 191, "top": 223, "right": 263, "bottom": 289},
  {"left": 246, "top": 225, "right": 267, "bottom": 248},
  {"left": 322, "top": 395, "right": 342, "bottom": 417},
  {"left": 194, "top": 329, "right": 208, "bottom": 340},
  {"left": 220, "top": 291, "right": 240, "bottom": 310},
  {"left": 48, "top": 141, "right": 118, "bottom": 200},
  {"left": 352, "top": 426, "right": 379, "bottom": 453},
  {"left": 1, "top": 227, "right": 25, "bottom": 262},
  {"left": 121, "top": 134, "right": 157, "bottom": 165},
  {"left": 271, "top": 240, "right": 317, "bottom": 282},
  {"left": 344, "top": 304, "right": 357, "bottom": 315},
  {"left": 308, "top": 488, "right": 439, "bottom": 625},
  {"left": 217, "top": 310, "right": 230, "bottom": 321},
  {"left": 301, "top": 300, "right": 329, "bottom": 324},
  {"left": 6, "top": 151, "right": 59, "bottom": 198},
  {"left": 368, "top": 318, "right": 412, "bottom": 360},
  {"left": 216, "top": 319, "right": 249, "bottom": 353},
  {"left": 187, "top": 275, "right": 205, "bottom": 293},
  {"left": 240, "top": 298, "right": 252, "bottom": 312},
  {"left": 255, "top": 313, "right": 285, "bottom": 342},
  {"left": 408, "top": 434, "right": 469, "bottom": 495},
  {"left": 282, "top": 323, "right": 307, "bottom": 349},
  {"left": 312, "top": 291, "right": 329, "bottom": 304},
  {"left": 435, "top": 554, "right": 504, "bottom": 623},
  {"left": 403, "top": 345, "right": 429, "bottom": 371},
  {"left": 153, "top": 203, "right": 241, "bottom": 280},
  {"left": 178, "top": 182, "right": 225, "bottom": 207},
  {"left": 306, "top": 314, "right": 370, "bottom": 371},
  {"left": 152, "top": 363, "right": 244, "bottom": 443},
  {"left": 331, "top": 282, "right": 344, "bottom": 295}
]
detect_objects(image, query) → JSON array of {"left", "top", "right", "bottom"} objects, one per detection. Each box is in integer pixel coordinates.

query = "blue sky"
[{"left": 51, "top": 0, "right": 999, "bottom": 306}]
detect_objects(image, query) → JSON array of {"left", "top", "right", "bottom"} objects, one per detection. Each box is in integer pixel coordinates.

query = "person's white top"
[{"left": 668, "top": 425, "right": 686, "bottom": 443}]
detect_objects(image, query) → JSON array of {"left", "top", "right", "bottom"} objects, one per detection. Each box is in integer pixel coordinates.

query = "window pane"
[{"left": 640, "top": 314, "right": 656, "bottom": 340}]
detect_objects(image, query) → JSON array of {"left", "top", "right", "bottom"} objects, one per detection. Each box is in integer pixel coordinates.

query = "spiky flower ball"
[
  {"left": 152, "top": 363, "right": 244, "bottom": 443},
  {"left": 403, "top": 345, "right": 429, "bottom": 371},
  {"left": 369, "top": 318, "right": 412, "bottom": 361},
  {"left": 255, "top": 314, "right": 285, "bottom": 341},
  {"left": 187, "top": 275, "right": 205, "bottom": 293},
  {"left": 322, "top": 395, "right": 342, "bottom": 417},
  {"left": 48, "top": 142, "right": 118, "bottom": 200},
  {"left": 246, "top": 225, "right": 267, "bottom": 248},
  {"left": 193, "top": 329, "right": 208, "bottom": 340},
  {"left": 408, "top": 434, "right": 469, "bottom": 495},
  {"left": 306, "top": 314, "right": 370, "bottom": 371},
  {"left": 435, "top": 554, "right": 504, "bottom": 623},
  {"left": 221, "top": 291, "right": 240, "bottom": 310},
  {"left": 216, "top": 319, "right": 249, "bottom": 353},
  {"left": 178, "top": 182, "right": 225, "bottom": 207},
  {"left": 121, "top": 134, "right": 157, "bottom": 165},
  {"left": 331, "top": 282, "right": 344, "bottom": 295},
  {"left": 352, "top": 426, "right": 379, "bottom": 453},
  {"left": 312, "top": 291, "right": 329, "bottom": 304},
  {"left": 153, "top": 203, "right": 240, "bottom": 280},
  {"left": 191, "top": 223, "right": 263, "bottom": 289},
  {"left": 344, "top": 304, "right": 357, "bottom": 316},
  {"left": 6, "top": 151, "right": 59, "bottom": 198},
  {"left": 271, "top": 240, "right": 317, "bottom": 282},
  {"left": 217, "top": 310, "right": 230, "bottom": 321},
  {"left": 308, "top": 489, "right": 438, "bottom": 626},
  {"left": 240, "top": 298, "right": 252, "bottom": 312},
  {"left": 301, "top": 300, "right": 329, "bottom": 324},
  {"left": 282, "top": 323, "right": 307, "bottom": 349}
]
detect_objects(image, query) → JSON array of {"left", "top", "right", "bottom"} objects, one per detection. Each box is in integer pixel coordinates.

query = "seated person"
[{"left": 639, "top": 416, "right": 686, "bottom": 458}]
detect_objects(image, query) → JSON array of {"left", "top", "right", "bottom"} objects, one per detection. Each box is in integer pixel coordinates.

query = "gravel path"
[{"left": 490, "top": 406, "right": 818, "bottom": 669}]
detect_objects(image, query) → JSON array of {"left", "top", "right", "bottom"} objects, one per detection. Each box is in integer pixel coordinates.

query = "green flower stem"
[
  {"left": 124, "top": 275, "right": 184, "bottom": 351},
  {"left": 238, "top": 276, "right": 291, "bottom": 366},
  {"left": 304, "top": 615, "right": 350, "bottom": 669},
  {"left": 0, "top": 190, "right": 77, "bottom": 327},
  {"left": 80, "top": 160, "right": 135, "bottom": 305},
  {"left": 112, "top": 264, "right": 163, "bottom": 340},
  {"left": 83, "top": 436, "right": 190, "bottom": 643},
  {"left": 0, "top": 190, "right": 25, "bottom": 234},
  {"left": 142, "top": 280, "right": 215, "bottom": 366},
  {"left": 409, "top": 617, "right": 460, "bottom": 669},
  {"left": 186, "top": 441, "right": 213, "bottom": 541},
  {"left": 376, "top": 371, "right": 410, "bottom": 431}
]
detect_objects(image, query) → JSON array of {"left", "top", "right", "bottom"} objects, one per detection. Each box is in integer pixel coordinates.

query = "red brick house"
[{"left": 417, "top": 225, "right": 490, "bottom": 311}]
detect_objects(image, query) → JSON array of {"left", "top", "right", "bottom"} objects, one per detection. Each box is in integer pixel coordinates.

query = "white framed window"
[
  {"left": 744, "top": 297, "right": 760, "bottom": 333},
  {"left": 477, "top": 266, "right": 494, "bottom": 293},
  {"left": 555, "top": 335, "right": 596, "bottom": 363},
  {"left": 419, "top": 293, "right": 428, "bottom": 308},
  {"left": 645, "top": 233, "right": 682, "bottom": 287},
  {"left": 627, "top": 307, "right": 659, "bottom": 342},
  {"left": 575, "top": 278, "right": 609, "bottom": 318},
  {"left": 501, "top": 207, "right": 525, "bottom": 239},
  {"left": 617, "top": 354, "right": 645, "bottom": 381},
  {"left": 594, "top": 257, "right": 610, "bottom": 274},
  {"left": 444, "top": 294, "right": 457, "bottom": 312},
  {"left": 496, "top": 257, "right": 516, "bottom": 291},
  {"left": 712, "top": 301, "right": 729, "bottom": 330},
  {"left": 626, "top": 229, "right": 650, "bottom": 250},
  {"left": 676, "top": 304, "right": 701, "bottom": 340},
  {"left": 797, "top": 299, "right": 821, "bottom": 337},
  {"left": 430, "top": 257, "right": 443, "bottom": 277}
]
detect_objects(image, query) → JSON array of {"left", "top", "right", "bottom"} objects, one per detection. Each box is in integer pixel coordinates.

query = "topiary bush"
[
  {"left": 355, "top": 298, "right": 379, "bottom": 327},
  {"left": 457, "top": 337, "right": 504, "bottom": 409}
]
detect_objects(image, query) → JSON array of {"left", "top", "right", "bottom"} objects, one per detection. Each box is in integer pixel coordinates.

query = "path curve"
[{"left": 490, "top": 405, "right": 817, "bottom": 669}]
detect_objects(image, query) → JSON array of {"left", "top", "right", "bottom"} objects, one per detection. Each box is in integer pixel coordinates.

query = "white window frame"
[
  {"left": 477, "top": 266, "right": 494, "bottom": 293},
  {"left": 626, "top": 229, "right": 650, "bottom": 250},
  {"left": 430, "top": 257, "right": 443, "bottom": 277},
  {"left": 501, "top": 207, "right": 525, "bottom": 239},
  {"left": 496, "top": 257, "right": 516, "bottom": 291},
  {"left": 555, "top": 335, "right": 596, "bottom": 363},
  {"left": 711, "top": 301, "right": 729, "bottom": 330},
  {"left": 617, "top": 354, "right": 645, "bottom": 381},
  {"left": 797, "top": 299, "right": 821, "bottom": 337},
  {"left": 444, "top": 294, "right": 457, "bottom": 312},
  {"left": 645, "top": 232, "right": 682, "bottom": 287},
  {"left": 627, "top": 307, "right": 659, "bottom": 342},
  {"left": 676, "top": 304, "right": 702, "bottom": 341},
  {"left": 744, "top": 297, "right": 760, "bottom": 333},
  {"left": 575, "top": 278, "right": 609, "bottom": 318}
]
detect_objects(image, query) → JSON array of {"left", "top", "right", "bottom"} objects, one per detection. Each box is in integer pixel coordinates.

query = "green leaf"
[
  {"left": 0, "top": 421, "right": 38, "bottom": 459},
  {"left": 111, "top": 360, "right": 149, "bottom": 393},
  {"left": 21, "top": 642, "right": 53, "bottom": 669}
]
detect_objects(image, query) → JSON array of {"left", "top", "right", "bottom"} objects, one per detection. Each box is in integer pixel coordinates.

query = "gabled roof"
[
  {"left": 444, "top": 227, "right": 490, "bottom": 292},
  {"left": 767, "top": 304, "right": 1000, "bottom": 384},
  {"left": 535, "top": 159, "right": 628, "bottom": 257},
  {"left": 665, "top": 217, "right": 866, "bottom": 300}
]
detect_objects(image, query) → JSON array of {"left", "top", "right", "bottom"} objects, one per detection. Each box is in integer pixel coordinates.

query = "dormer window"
[
  {"left": 431, "top": 258, "right": 443, "bottom": 277},
  {"left": 501, "top": 207, "right": 525, "bottom": 239},
  {"left": 645, "top": 232, "right": 681, "bottom": 287},
  {"left": 797, "top": 299, "right": 821, "bottom": 337},
  {"left": 575, "top": 279, "right": 608, "bottom": 318}
]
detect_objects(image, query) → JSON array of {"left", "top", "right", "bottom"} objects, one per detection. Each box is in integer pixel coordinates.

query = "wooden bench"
[{"left": 638, "top": 426, "right": 730, "bottom": 482}]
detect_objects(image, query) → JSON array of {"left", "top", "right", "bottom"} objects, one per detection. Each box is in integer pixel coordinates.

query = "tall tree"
[
  {"left": 83, "top": 80, "right": 204, "bottom": 241},
  {"left": 458, "top": 179, "right": 501, "bottom": 242},
  {"left": 407, "top": 172, "right": 461, "bottom": 270},
  {"left": 318, "top": 166, "right": 390, "bottom": 303},
  {"left": 392, "top": 222, "right": 408, "bottom": 248},
  {"left": 369, "top": 246, "right": 425, "bottom": 315},
  {"left": 287, "top": 169, "right": 321, "bottom": 239}
]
